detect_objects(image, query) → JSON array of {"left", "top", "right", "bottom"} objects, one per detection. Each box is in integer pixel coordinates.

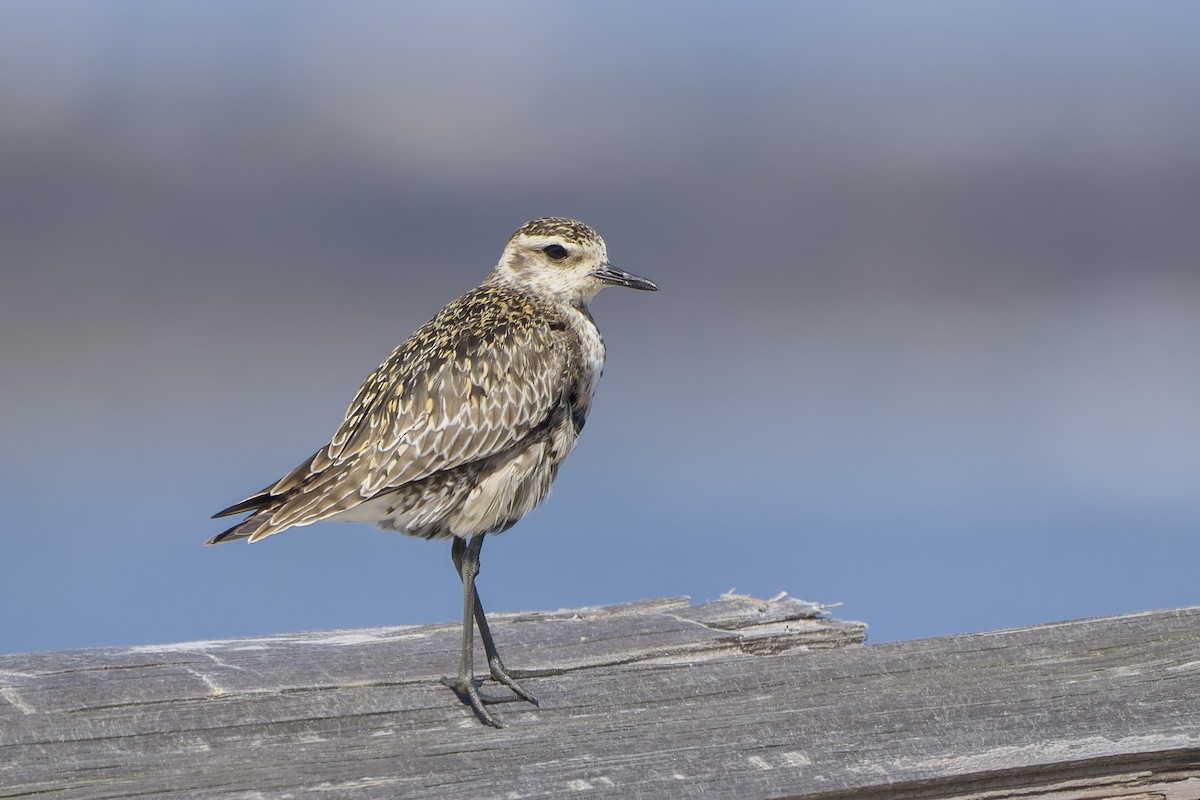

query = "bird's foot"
[
  {"left": 441, "top": 671, "right": 535, "bottom": 729},
  {"left": 441, "top": 663, "right": 538, "bottom": 727},
  {"left": 441, "top": 674, "right": 506, "bottom": 727},
  {"left": 488, "top": 656, "right": 539, "bottom": 706}
]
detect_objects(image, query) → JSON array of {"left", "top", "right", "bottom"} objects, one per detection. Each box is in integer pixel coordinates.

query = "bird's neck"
[{"left": 483, "top": 268, "right": 599, "bottom": 309}]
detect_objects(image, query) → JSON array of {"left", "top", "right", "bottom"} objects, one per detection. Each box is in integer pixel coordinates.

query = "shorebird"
[{"left": 207, "top": 217, "right": 657, "bottom": 726}]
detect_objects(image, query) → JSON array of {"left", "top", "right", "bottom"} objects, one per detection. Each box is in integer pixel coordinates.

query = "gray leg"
[
  {"left": 441, "top": 534, "right": 536, "bottom": 727},
  {"left": 461, "top": 542, "right": 539, "bottom": 706}
]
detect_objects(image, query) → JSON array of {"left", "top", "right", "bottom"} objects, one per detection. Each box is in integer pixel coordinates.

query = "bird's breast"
[{"left": 560, "top": 304, "right": 607, "bottom": 403}]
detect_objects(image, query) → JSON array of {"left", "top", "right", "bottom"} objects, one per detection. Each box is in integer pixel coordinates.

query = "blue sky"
[{"left": 2, "top": 1, "right": 1198, "bottom": 654}]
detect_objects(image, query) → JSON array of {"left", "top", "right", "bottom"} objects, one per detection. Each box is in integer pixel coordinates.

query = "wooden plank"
[{"left": 1, "top": 597, "right": 1197, "bottom": 799}]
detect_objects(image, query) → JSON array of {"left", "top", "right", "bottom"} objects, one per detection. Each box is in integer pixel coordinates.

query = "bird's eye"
[{"left": 542, "top": 244, "right": 569, "bottom": 261}]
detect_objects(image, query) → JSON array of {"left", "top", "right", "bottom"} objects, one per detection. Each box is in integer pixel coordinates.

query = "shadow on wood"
[{"left": 2, "top": 594, "right": 1199, "bottom": 799}]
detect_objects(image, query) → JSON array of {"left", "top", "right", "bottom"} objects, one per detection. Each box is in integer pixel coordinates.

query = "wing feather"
[{"left": 233, "top": 287, "right": 570, "bottom": 541}]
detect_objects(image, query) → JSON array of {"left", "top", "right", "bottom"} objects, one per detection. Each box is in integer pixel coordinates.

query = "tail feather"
[
  {"left": 211, "top": 448, "right": 325, "bottom": 520},
  {"left": 205, "top": 515, "right": 268, "bottom": 545},
  {"left": 211, "top": 489, "right": 274, "bottom": 519},
  {"left": 208, "top": 448, "right": 330, "bottom": 544}
]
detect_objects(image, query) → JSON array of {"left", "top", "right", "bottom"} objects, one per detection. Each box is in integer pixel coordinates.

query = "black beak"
[{"left": 593, "top": 263, "right": 659, "bottom": 291}]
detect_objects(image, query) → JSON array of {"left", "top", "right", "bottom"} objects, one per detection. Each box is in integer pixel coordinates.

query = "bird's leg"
[
  {"left": 441, "top": 535, "right": 504, "bottom": 726},
  {"left": 441, "top": 534, "right": 537, "bottom": 725},
  {"left": 468, "top": 550, "right": 539, "bottom": 706}
]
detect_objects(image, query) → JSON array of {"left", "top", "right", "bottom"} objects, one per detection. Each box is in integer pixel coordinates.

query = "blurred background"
[{"left": 2, "top": 1, "right": 1198, "bottom": 654}]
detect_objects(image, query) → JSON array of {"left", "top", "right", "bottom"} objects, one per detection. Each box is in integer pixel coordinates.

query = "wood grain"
[{"left": 2, "top": 595, "right": 1198, "bottom": 799}]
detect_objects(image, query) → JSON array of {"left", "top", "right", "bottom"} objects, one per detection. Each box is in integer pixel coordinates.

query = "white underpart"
[{"left": 452, "top": 443, "right": 549, "bottom": 536}]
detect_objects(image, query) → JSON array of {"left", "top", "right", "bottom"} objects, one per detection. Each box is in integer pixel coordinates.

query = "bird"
[{"left": 207, "top": 217, "right": 657, "bottom": 726}]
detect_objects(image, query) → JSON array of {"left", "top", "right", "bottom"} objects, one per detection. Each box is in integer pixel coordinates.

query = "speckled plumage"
[
  {"left": 208, "top": 217, "right": 656, "bottom": 726},
  {"left": 210, "top": 286, "right": 585, "bottom": 542},
  {"left": 510, "top": 216, "right": 604, "bottom": 245}
]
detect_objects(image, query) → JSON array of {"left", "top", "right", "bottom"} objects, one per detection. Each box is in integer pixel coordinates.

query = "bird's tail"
[
  {"left": 207, "top": 448, "right": 329, "bottom": 545},
  {"left": 207, "top": 485, "right": 276, "bottom": 545},
  {"left": 205, "top": 515, "right": 267, "bottom": 545}
]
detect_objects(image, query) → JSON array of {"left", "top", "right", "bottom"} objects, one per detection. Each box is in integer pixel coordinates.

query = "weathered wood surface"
[{"left": 1, "top": 595, "right": 1199, "bottom": 800}]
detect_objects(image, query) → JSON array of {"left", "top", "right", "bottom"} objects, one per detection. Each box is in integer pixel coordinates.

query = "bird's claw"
[
  {"left": 440, "top": 675, "right": 507, "bottom": 727},
  {"left": 440, "top": 666, "right": 538, "bottom": 727},
  {"left": 488, "top": 657, "right": 539, "bottom": 705}
]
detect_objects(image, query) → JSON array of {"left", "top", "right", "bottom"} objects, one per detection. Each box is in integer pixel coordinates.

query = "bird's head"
[{"left": 487, "top": 217, "right": 658, "bottom": 305}]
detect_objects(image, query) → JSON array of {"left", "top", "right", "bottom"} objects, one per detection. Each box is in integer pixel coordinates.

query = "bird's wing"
[{"left": 226, "top": 288, "right": 571, "bottom": 541}]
